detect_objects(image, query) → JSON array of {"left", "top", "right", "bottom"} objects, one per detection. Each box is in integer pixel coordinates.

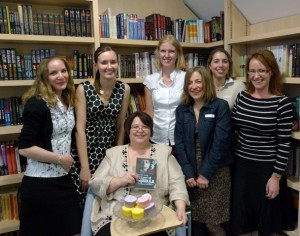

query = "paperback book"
[{"left": 135, "top": 158, "right": 157, "bottom": 190}]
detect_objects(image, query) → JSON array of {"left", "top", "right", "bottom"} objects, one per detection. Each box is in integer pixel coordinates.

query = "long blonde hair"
[{"left": 22, "top": 56, "right": 76, "bottom": 107}]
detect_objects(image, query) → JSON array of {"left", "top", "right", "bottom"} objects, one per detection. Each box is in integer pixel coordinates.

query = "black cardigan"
[{"left": 18, "top": 97, "right": 53, "bottom": 152}]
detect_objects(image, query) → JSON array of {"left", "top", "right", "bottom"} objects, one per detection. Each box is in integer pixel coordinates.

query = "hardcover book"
[{"left": 135, "top": 158, "right": 157, "bottom": 190}]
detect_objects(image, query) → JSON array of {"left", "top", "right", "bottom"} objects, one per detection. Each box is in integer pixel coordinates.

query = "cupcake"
[
  {"left": 124, "top": 195, "right": 137, "bottom": 208},
  {"left": 144, "top": 202, "right": 156, "bottom": 215},
  {"left": 137, "top": 193, "right": 152, "bottom": 208},
  {"left": 131, "top": 207, "right": 145, "bottom": 220}
]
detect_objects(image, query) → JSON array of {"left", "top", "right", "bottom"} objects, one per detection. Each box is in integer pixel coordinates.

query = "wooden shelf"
[
  {"left": 283, "top": 228, "right": 298, "bottom": 236},
  {"left": 0, "top": 220, "right": 19, "bottom": 234},
  {"left": 228, "top": 27, "right": 300, "bottom": 45},
  {"left": 0, "top": 173, "right": 24, "bottom": 187},
  {"left": 6, "top": 0, "right": 90, "bottom": 7},
  {"left": 0, "top": 34, "right": 94, "bottom": 45},
  {"left": 292, "top": 132, "right": 300, "bottom": 140},
  {"left": 287, "top": 176, "right": 299, "bottom": 191},
  {"left": 0, "top": 125, "right": 22, "bottom": 135},
  {"left": 99, "top": 38, "right": 223, "bottom": 49}
]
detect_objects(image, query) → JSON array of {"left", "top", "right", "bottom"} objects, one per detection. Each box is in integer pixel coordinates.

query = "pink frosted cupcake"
[
  {"left": 124, "top": 195, "right": 137, "bottom": 208},
  {"left": 137, "top": 193, "right": 152, "bottom": 208}
]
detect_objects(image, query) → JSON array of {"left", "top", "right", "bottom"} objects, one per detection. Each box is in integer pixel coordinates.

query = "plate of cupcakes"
[{"left": 113, "top": 193, "right": 163, "bottom": 223}]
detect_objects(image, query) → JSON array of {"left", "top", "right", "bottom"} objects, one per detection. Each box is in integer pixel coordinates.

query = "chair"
[{"left": 81, "top": 188, "right": 191, "bottom": 236}]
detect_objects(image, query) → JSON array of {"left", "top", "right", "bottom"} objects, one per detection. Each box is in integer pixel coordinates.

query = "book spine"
[
  {"left": 48, "top": 14, "right": 55, "bottom": 36},
  {"left": 75, "top": 9, "right": 81, "bottom": 37},
  {"left": 80, "top": 9, "right": 87, "bottom": 37},
  {"left": 64, "top": 9, "right": 70, "bottom": 36},
  {"left": 26, "top": 5, "right": 33, "bottom": 35},
  {"left": 85, "top": 9, "right": 91, "bottom": 37},
  {"left": 42, "top": 14, "right": 49, "bottom": 35},
  {"left": 69, "top": 9, "right": 76, "bottom": 36},
  {"left": 1, "top": 142, "right": 8, "bottom": 175}
]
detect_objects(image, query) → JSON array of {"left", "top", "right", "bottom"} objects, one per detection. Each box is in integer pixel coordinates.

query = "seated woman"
[{"left": 89, "top": 111, "right": 190, "bottom": 236}]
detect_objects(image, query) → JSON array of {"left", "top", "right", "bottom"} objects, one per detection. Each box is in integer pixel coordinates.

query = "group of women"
[{"left": 17, "top": 33, "right": 293, "bottom": 236}]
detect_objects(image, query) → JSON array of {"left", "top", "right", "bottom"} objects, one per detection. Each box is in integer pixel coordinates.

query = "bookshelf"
[
  {"left": 226, "top": 0, "right": 300, "bottom": 234},
  {"left": 0, "top": 0, "right": 225, "bottom": 233}
]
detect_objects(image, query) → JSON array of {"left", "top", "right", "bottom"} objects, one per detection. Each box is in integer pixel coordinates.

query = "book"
[
  {"left": 135, "top": 158, "right": 157, "bottom": 190},
  {"left": 0, "top": 142, "right": 8, "bottom": 175}
]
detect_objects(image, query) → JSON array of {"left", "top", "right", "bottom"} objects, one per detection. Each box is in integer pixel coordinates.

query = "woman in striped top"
[{"left": 231, "top": 50, "right": 293, "bottom": 236}]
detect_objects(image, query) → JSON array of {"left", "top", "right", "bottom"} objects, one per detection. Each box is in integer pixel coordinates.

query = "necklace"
[{"left": 99, "top": 90, "right": 111, "bottom": 100}]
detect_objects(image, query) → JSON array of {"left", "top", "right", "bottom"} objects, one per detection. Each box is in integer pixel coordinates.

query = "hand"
[
  {"left": 186, "top": 178, "right": 197, "bottom": 188},
  {"left": 176, "top": 208, "right": 188, "bottom": 225},
  {"left": 174, "top": 199, "right": 187, "bottom": 225},
  {"left": 196, "top": 175, "right": 209, "bottom": 189},
  {"left": 60, "top": 153, "right": 74, "bottom": 172},
  {"left": 80, "top": 167, "right": 92, "bottom": 192},
  {"left": 266, "top": 175, "right": 280, "bottom": 199},
  {"left": 292, "top": 120, "right": 299, "bottom": 131},
  {"left": 121, "top": 172, "right": 140, "bottom": 186}
]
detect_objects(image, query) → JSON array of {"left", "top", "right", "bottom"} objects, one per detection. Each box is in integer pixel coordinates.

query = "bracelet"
[{"left": 57, "top": 155, "right": 63, "bottom": 165}]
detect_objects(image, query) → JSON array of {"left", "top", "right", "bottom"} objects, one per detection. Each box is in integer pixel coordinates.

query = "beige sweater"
[{"left": 89, "top": 144, "right": 190, "bottom": 235}]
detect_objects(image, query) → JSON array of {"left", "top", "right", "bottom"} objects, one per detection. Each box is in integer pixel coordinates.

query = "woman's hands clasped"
[{"left": 186, "top": 175, "right": 209, "bottom": 189}]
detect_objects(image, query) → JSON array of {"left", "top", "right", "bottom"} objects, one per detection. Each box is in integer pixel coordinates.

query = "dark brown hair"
[
  {"left": 94, "top": 46, "right": 118, "bottom": 93},
  {"left": 124, "top": 111, "right": 153, "bottom": 139},
  {"left": 207, "top": 48, "right": 233, "bottom": 79},
  {"left": 245, "top": 50, "right": 282, "bottom": 95}
]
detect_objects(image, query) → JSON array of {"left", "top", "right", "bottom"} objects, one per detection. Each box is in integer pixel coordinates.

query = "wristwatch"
[{"left": 273, "top": 173, "right": 282, "bottom": 180}]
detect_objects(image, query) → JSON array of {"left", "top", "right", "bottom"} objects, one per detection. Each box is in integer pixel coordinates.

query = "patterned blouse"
[{"left": 25, "top": 97, "right": 75, "bottom": 177}]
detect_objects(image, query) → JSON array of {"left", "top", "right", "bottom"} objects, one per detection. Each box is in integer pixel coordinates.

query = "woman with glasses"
[
  {"left": 143, "top": 35, "right": 185, "bottom": 154},
  {"left": 231, "top": 50, "right": 293, "bottom": 235},
  {"left": 175, "top": 66, "right": 232, "bottom": 236},
  {"left": 89, "top": 111, "right": 189, "bottom": 236},
  {"left": 70, "top": 46, "right": 130, "bottom": 205},
  {"left": 207, "top": 48, "right": 245, "bottom": 110}
]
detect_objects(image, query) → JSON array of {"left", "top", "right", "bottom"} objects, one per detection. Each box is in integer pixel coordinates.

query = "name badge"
[{"left": 205, "top": 114, "right": 215, "bottom": 118}]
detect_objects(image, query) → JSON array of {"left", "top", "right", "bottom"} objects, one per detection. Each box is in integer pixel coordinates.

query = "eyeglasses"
[
  {"left": 247, "top": 69, "right": 269, "bottom": 76},
  {"left": 131, "top": 125, "right": 150, "bottom": 131}
]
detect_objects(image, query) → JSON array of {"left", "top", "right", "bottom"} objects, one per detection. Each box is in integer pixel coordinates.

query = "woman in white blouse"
[
  {"left": 143, "top": 35, "right": 185, "bottom": 154},
  {"left": 18, "top": 56, "right": 81, "bottom": 236}
]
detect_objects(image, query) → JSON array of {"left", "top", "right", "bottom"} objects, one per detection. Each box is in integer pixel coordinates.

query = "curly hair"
[{"left": 22, "top": 56, "right": 76, "bottom": 107}]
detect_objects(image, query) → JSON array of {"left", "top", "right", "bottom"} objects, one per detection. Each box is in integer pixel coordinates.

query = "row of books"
[
  {"left": 0, "top": 5, "right": 92, "bottom": 37},
  {"left": 0, "top": 192, "right": 19, "bottom": 222},
  {"left": 0, "top": 48, "right": 56, "bottom": 80},
  {"left": 118, "top": 52, "right": 154, "bottom": 79},
  {"left": 184, "top": 53, "right": 209, "bottom": 69},
  {"left": 0, "top": 141, "right": 26, "bottom": 176},
  {"left": 128, "top": 90, "right": 146, "bottom": 115},
  {"left": 0, "top": 47, "right": 94, "bottom": 80},
  {"left": 99, "top": 8, "right": 224, "bottom": 43},
  {"left": 72, "top": 50, "right": 94, "bottom": 79},
  {"left": 0, "top": 97, "right": 23, "bottom": 127},
  {"left": 239, "top": 43, "right": 300, "bottom": 77}
]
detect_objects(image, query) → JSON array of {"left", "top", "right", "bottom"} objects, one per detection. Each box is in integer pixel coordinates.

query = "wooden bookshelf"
[
  {"left": 0, "top": 220, "right": 19, "bottom": 234},
  {"left": 0, "top": 173, "right": 24, "bottom": 187}
]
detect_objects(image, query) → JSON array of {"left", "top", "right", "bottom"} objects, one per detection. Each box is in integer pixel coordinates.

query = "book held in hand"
[{"left": 135, "top": 158, "right": 157, "bottom": 190}]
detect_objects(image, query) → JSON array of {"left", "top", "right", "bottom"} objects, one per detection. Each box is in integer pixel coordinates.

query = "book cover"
[{"left": 135, "top": 158, "right": 157, "bottom": 190}]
